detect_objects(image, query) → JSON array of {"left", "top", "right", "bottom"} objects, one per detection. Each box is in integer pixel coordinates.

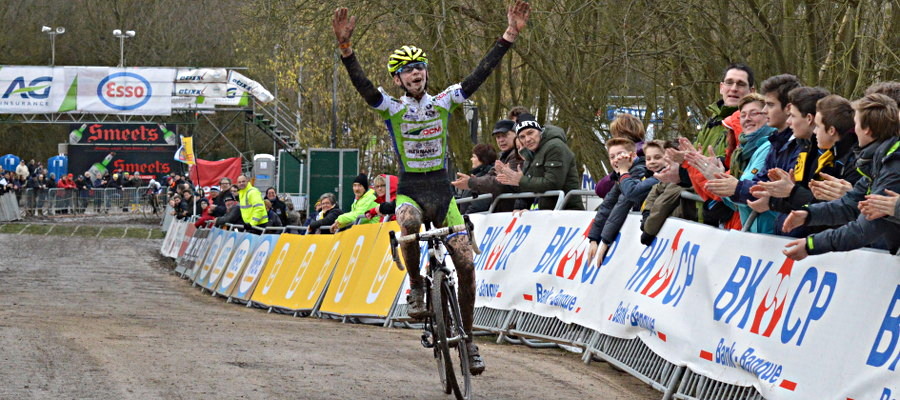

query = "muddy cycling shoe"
[
  {"left": 467, "top": 342, "right": 485, "bottom": 375},
  {"left": 406, "top": 285, "right": 428, "bottom": 319}
]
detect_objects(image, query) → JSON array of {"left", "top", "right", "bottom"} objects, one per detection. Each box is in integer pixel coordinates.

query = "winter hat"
[
  {"left": 353, "top": 173, "right": 369, "bottom": 191},
  {"left": 515, "top": 113, "right": 543, "bottom": 134},
  {"left": 492, "top": 119, "right": 516, "bottom": 135}
]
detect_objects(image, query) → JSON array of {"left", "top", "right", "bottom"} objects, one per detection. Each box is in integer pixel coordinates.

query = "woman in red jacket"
[{"left": 365, "top": 174, "right": 398, "bottom": 222}]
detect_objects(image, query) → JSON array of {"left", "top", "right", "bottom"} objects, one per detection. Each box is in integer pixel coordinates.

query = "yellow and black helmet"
[{"left": 387, "top": 45, "right": 428, "bottom": 75}]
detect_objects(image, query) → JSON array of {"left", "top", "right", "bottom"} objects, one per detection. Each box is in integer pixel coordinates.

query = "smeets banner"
[
  {"left": 68, "top": 144, "right": 179, "bottom": 179},
  {"left": 68, "top": 123, "right": 178, "bottom": 145}
]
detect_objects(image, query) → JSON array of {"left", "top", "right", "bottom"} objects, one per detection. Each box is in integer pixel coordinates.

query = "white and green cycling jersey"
[{"left": 372, "top": 83, "right": 467, "bottom": 173}]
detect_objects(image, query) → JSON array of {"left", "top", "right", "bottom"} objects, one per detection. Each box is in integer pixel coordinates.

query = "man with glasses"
[
  {"left": 331, "top": 0, "right": 530, "bottom": 375},
  {"left": 696, "top": 63, "right": 756, "bottom": 156},
  {"left": 212, "top": 177, "right": 233, "bottom": 217}
]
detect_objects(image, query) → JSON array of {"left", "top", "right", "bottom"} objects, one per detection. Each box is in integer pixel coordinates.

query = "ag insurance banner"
[
  {"left": 77, "top": 67, "right": 175, "bottom": 115},
  {"left": 469, "top": 211, "right": 899, "bottom": 399},
  {"left": 0, "top": 66, "right": 74, "bottom": 113}
]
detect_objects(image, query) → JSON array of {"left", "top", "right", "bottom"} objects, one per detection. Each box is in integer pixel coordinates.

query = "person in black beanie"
[
  {"left": 353, "top": 173, "right": 369, "bottom": 191},
  {"left": 331, "top": 173, "right": 377, "bottom": 231},
  {"left": 496, "top": 113, "right": 584, "bottom": 210}
]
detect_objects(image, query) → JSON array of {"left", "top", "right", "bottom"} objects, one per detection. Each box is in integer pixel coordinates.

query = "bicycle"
[{"left": 389, "top": 215, "right": 481, "bottom": 400}]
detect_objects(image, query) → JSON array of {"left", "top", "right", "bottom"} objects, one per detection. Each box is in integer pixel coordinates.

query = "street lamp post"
[
  {"left": 41, "top": 26, "right": 65, "bottom": 66},
  {"left": 112, "top": 29, "right": 135, "bottom": 67}
]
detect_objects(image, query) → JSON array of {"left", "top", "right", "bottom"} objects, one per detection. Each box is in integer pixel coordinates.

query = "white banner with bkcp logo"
[
  {"left": 469, "top": 211, "right": 899, "bottom": 400},
  {"left": 0, "top": 66, "right": 75, "bottom": 113},
  {"left": 77, "top": 67, "right": 175, "bottom": 115}
]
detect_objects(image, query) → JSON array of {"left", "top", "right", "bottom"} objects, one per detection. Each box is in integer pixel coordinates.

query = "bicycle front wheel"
[
  {"left": 433, "top": 269, "right": 472, "bottom": 400},
  {"left": 431, "top": 269, "right": 457, "bottom": 395}
]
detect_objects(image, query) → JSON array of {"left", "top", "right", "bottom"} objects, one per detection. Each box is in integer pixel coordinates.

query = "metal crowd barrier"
[
  {"left": 499, "top": 311, "right": 594, "bottom": 349},
  {"left": 673, "top": 368, "right": 765, "bottom": 400},
  {"left": 161, "top": 217, "right": 771, "bottom": 400},
  {"left": 455, "top": 193, "right": 494, "bottom": 214},
  {"left": 472, "top": 306, "right": 514, "bottom": 335},
  {"left": 562, "top": 189, "right": 598, "bottom": 210},
  {"left": 488, "top": 190, "right": 565, "bottom": 212},
  {"left": 16, "top": 186, "right": 162, "bottom": 217},
  {"left": 586, "top": 334, "right": 685, "bottom": 398}
]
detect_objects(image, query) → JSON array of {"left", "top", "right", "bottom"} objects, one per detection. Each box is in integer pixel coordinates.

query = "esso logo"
[{"left": 97, "top": 72, "right": 152, "bottom": 110}]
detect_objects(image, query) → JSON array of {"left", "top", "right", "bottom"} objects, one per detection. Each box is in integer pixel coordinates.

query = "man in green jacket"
[
  {"left": 331, "top": 173, "right": 378, "bottom": 232},
  {"left": 695, "top": 63, "right": 756, "bottom": 156},
  {"left": 236, "top": 174, "right": 268, "bottom": 230}
]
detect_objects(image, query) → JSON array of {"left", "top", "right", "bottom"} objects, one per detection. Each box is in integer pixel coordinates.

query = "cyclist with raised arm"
[{"left": 332, "top": 1, "right": 530, "bottom": 375}]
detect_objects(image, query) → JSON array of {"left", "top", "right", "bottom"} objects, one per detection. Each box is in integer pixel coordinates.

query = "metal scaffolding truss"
[{"left": 0, "top": 109, "right": 208, "bottom": 125}]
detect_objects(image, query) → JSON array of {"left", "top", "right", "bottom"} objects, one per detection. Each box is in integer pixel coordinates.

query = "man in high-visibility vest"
[{"left": 236, "top": 174, "right": 268, "bottom": 231}]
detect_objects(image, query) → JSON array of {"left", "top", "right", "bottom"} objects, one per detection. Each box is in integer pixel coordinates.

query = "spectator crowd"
[{"left": 3, "top": 68, "right": 898, "bottom": 260}]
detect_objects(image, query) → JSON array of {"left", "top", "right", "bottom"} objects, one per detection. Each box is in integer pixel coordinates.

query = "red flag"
[{"left": 189, "top": 157, "right": 242, "bottom": 188}]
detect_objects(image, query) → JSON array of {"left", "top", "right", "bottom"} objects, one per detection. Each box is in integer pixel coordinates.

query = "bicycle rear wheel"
[
  {"left": 430, "top": 269, "right": 457, "bottom": 395},
  {"left": 434, "top": 269, "right": 472, "bottom": 400}
]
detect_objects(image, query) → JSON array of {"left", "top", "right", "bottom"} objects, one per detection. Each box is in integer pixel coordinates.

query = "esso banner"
[
  {"left": 0, "top": 66, "right": 74, "bottom": 113},
  {"left": 77, "top": 67, "right": 175, "bottom": 115},
  {"left": 469, "top": 211, "right": 900, "bottom": 399}
]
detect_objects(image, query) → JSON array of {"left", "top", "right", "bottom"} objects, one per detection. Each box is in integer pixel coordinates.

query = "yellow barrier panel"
[
  {"left": 318, "top": 221, "right": 408, "bottom": 318},
  {"left": 250, "top": 232, "right": 341, "bottom": 311}
]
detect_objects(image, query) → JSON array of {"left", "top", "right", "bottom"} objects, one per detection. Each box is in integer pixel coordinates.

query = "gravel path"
[{"left": 0, "top": 233, "right": 658, "bottom": 399}]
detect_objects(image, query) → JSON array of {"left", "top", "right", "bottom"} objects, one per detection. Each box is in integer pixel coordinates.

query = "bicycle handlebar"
[{"left": 395, "top": 224, "right": 467, "bottom": 244}]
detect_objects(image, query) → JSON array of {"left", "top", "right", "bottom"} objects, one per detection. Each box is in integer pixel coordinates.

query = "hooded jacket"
[
  {"left": 518, "top": 125, "right": 584, "bottom": 210},
  {"left": 804, "top": 136, "right": 900, "bottom": 254},
  {"left": 238, "top": 184, "right": 268, "bottom": 227},
  {"left": 335, "top": 188, "right": 378, "bottom": 228},
  {"left": 588, "top": 157, "right": 648, "bottom": 245},
  {"left": 770, "top": 130, "right": 862, "bottom": 215},
  {"left": 696, "top": 100, "right": 739, "bottom": 157},
  {"left": 366, "top": 174, "right": 398, "bottom": 221}
]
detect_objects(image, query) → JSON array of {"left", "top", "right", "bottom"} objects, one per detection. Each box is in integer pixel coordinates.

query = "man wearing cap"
[
  {"left": 213, "top": 191, "right": 241, "bottom": 227},
  {"left": 235, "top": 174, "right": 268, "bottom": 231},
  {"left": 330, "top": 173, "right": 377, "bottom": 232},
  {"left": 451, "top": 119, "right": 523, "bottom": 213},
  {"left": 496, "top": 113, "right": 584, "bottom": 210}
]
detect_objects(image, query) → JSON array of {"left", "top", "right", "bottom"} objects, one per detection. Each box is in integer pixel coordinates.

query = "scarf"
[{"left": 730, "top": 125, "right": 777, "bottom": 178}]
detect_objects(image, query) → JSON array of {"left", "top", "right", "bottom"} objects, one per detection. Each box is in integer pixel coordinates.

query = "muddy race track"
[{"left": 0, "top": 222, "right": 657, "bottom": 399}]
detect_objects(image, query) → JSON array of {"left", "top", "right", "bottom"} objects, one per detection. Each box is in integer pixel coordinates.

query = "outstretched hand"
[
  {"left": 451, "top": 172, "right": 472, "bottom": 190},
  {"left": 782, "top": 210, "right": 808, "bottom": 233},
  {"left": 705, "top": 172, "right": 738, "bottom": 197},
  {"left": 859, "top": 189, "right": 900, "bottom": 220},
  {"left": 809, "top": 172, "right": 852, "bottom": 201},
  {"left": 686, "top": 145, "right": 724, "bottom": 180},
  {"left": 496, "top": 165, "right": 524, "bottom": 186},
  {"left": 654, "top": 159, "right": 681, "bottom": 184},
  {"left": 332, "top": 7, "right": 357, "bottom": 54},
  {"left": 504, "top": 0, "right": 531, "bottom": 42},
  {"left": 754, "top": 168, "right": 794, "bottom": 198},
  {"left": 782, "top": 238, "right": 809, "bottom": 261}
]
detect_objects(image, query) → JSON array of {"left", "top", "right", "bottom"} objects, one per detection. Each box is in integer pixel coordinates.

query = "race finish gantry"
[{"left": 0, "top": 65, "right": 301, "bottom": 176}]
